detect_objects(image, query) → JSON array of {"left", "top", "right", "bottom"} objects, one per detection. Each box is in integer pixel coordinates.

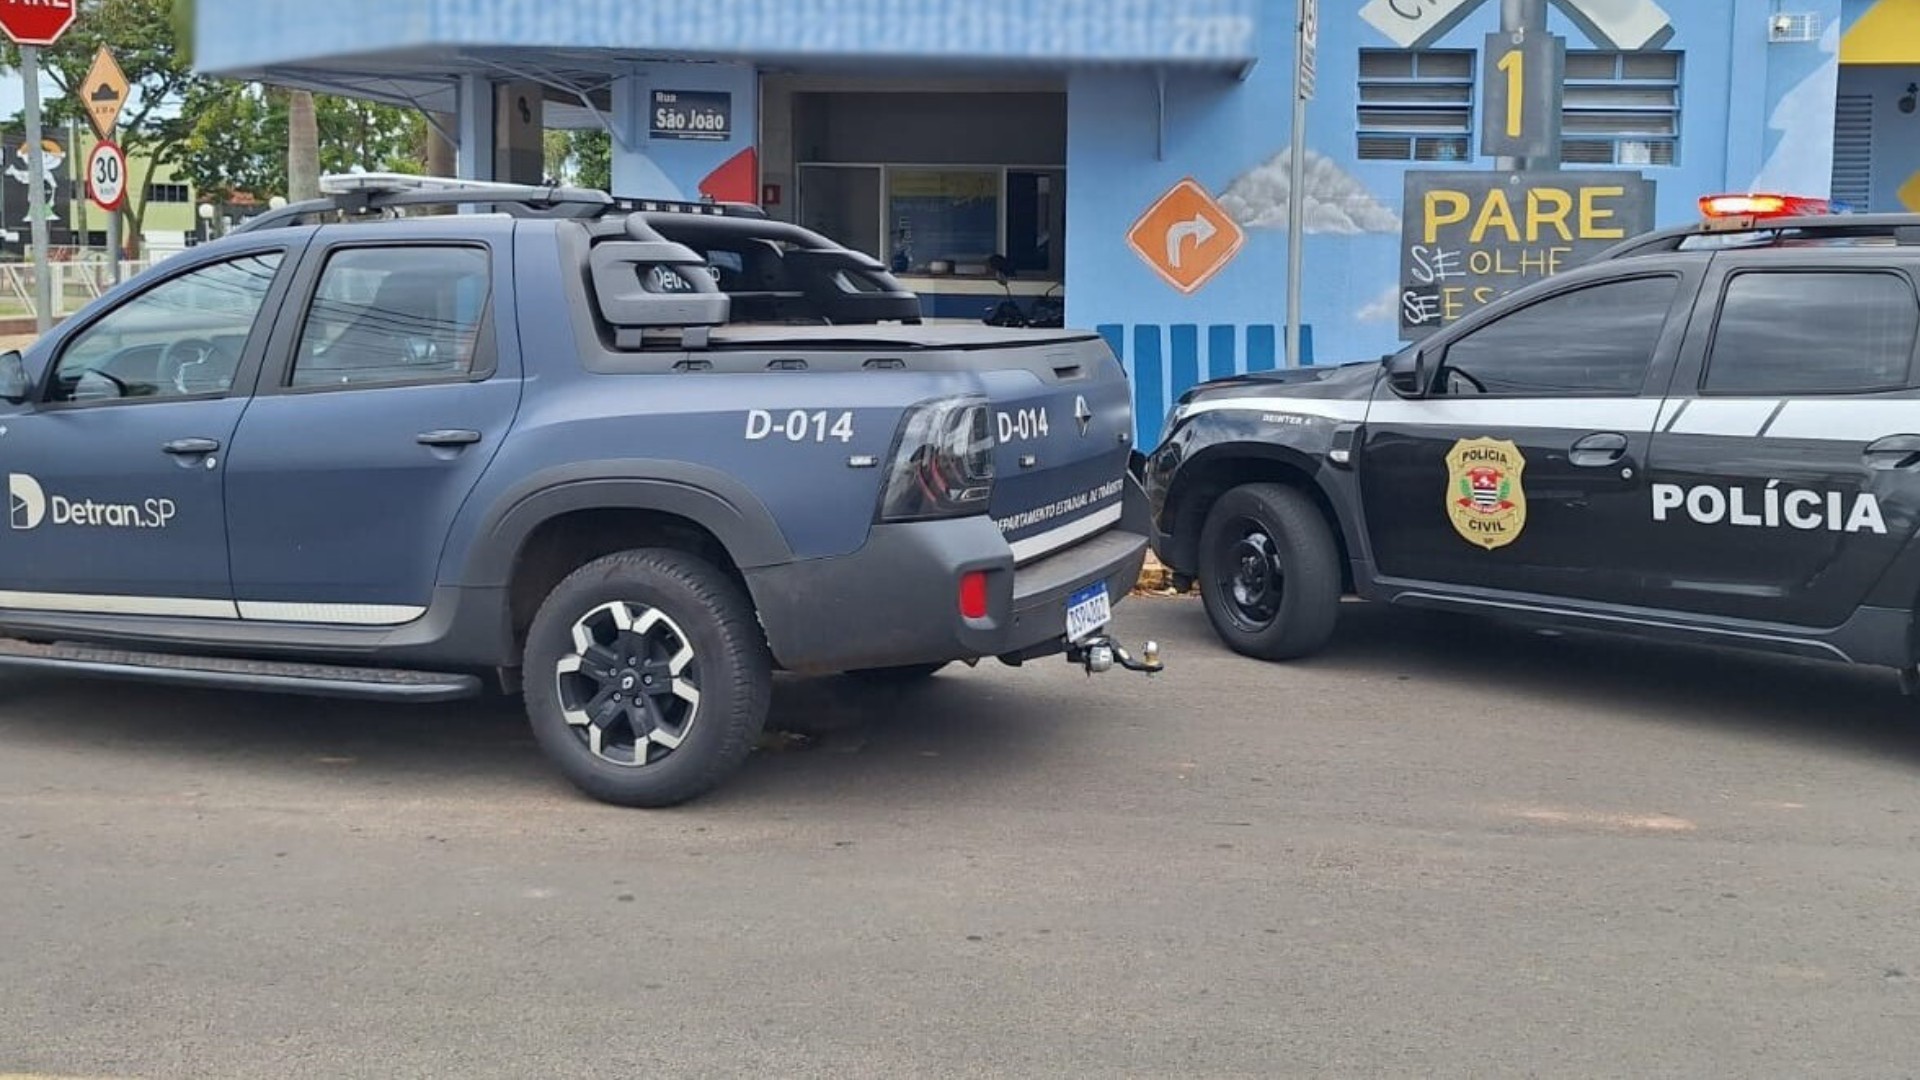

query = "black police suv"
[{"left": 1145, "top": 207, "right": 1920, "bottom": 686}]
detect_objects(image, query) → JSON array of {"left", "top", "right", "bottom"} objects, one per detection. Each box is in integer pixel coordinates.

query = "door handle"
[
  {"left": 1863, "top": 434, "right": 1920, "bottom": 469},
  {"left": 161, "top": 437, "right": 221, "bottom": 456},
  {"left": 1569, "top": 432, "right": 1629, "bottom": 468},
  {"left": 416, "top": 429, "right": 482, "bottom": 448}
]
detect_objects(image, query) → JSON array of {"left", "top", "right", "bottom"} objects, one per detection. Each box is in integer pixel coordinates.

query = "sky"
[
  {"left": 0, "top": 66, "right": 164, "bottom": 141},
  {"left": 0, "top": 70, "right": 69, "bottom": 127}
]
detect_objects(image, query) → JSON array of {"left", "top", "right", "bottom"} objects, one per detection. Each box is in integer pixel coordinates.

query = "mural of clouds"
[
  {"left": 1748, "top": 18, "right": 1840, "bottom": 195},
  {"left": 1355, "top": 284, "right": 1401, "bottom": 324},
  {"left": 1219, "top": 148, "right": 1401, "bottom": 235}
]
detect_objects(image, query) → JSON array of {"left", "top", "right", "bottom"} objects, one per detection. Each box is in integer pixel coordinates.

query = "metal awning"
[{"left": 193, "top": 0, "right": 1263, "bottom": 81}]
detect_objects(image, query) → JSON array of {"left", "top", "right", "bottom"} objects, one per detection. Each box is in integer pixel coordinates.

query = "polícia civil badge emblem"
[{"left": 1446, "top": 437, "right": 1527, "bottom": 550}]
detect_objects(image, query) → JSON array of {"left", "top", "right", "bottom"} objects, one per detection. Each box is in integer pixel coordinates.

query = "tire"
[
  {"left": 1196, "top": 482, "right": 1342, "bottom": 661},
  {"left": 841, "top": 662, "right": 950, "bottom": 684},
  {"left": 522, "top": 549, "right": 772, "bottom": 808}
]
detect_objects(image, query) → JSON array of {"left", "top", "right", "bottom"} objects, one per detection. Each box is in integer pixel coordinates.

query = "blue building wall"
[
  {"left": 1836, "top": 66, "right": 1920, "bottom": 210},
  {"left": 1069, "top": 1, "right": 1847, "bottom": 445},
  {"left": 192, "top": 0, "right": 1866, "bottom": 446},
  {"left": 1837, "top": 0, "right": 1920, "bottom": 211}
]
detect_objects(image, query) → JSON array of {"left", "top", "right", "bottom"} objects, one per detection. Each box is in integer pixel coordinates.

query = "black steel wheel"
[
  {"left": 524, "top": 549, "right": 770, "bottom": 807},
  {"left": 1196, "top": 483, "right": 1341, "bottom": 660},
  {"left": 1213, "top": 519, "right": 1288, "bottom": 633}
]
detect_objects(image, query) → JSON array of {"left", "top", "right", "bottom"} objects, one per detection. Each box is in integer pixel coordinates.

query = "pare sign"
[{"left": 1397, "top": 170, "right": 1655, "bottom": 339}]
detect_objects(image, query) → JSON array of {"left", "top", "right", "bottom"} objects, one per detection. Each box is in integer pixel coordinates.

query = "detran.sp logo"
[
  {"left": 8, "top": 472, "right": 45, "bottom": 530},
  {"left": 6, "top": 471, "right": 175, "bottom": 531}
]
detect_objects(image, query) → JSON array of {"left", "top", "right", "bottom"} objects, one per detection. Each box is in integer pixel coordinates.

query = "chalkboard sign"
[
  {"left": 1398, "top": 170, "right": 1655, "bottom": 340},
  {"left": 651, "top": 90, "right": 732, "bottom": 142}
]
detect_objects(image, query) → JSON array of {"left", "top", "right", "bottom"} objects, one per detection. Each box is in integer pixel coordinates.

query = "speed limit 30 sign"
[{"left": 86, "top": 139, "right": 126, "bottom": 212}]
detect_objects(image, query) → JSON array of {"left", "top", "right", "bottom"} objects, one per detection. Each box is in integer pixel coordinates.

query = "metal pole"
[
  {"left": 22, "top": 46, "right": 51, "bottom": 333},
  {"left": 1284, "top": 2, "right": 1309, "bottom": 369},
  {"left": 1496, "top": 0, "right": 1551, "bottom": 173},
  {"left": 107, "top": 122, "right": 121, "bottom": 286},
  {"left": 72, "top": 116, "right": 85, "bottom": 259}
]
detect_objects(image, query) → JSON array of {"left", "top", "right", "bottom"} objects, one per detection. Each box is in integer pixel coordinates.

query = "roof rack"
[
  {"left": 1593, "top": 212, "right": 1920, "bottom": 261},
  {"left": 231, "top": 172, "right": 764, "bottom": 234}
]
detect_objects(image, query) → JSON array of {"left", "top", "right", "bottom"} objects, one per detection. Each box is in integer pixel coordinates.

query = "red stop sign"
[{"left": 0, "top": 0, "right": 76, "bottom": 47}]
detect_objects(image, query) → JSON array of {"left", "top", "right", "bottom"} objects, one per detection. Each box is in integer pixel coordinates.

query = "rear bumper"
[{"left": 747, "top": 477, "right": 1151, "bottom": 674}]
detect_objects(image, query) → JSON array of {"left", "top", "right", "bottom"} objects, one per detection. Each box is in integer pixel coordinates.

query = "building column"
[
  {"left": 495, "top": 80, "right": 545, "bottom": 184},
  {"left": 456, "top": 74, "right": 495, "bottom": 181},
  {"left": 610, "top": 70, "right": 656, "bottom": 196}
]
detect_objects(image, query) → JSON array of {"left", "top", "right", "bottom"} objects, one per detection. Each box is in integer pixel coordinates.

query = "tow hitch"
[{"left": 1068, "top": 633, "right": 1163, "bottom": 676}]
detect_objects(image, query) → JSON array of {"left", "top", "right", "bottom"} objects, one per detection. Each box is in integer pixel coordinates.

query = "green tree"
[
  {"left": 570, "top": 129, "right": 611, "bottom": 192},
  {"left": 542, "top": 129, "right": 570, "bottom": 184},
  {"left": 4, "top": 0, "right": 205, "bottom": 254},
  {"left": 542, "top": 128, "right": 611, "bottom": 189},
  {"left": 176, "top": 82, "right": 427, "bottom": 203},
  {"left": 174, "top": 0, "right": 420, "bottom": 208}
]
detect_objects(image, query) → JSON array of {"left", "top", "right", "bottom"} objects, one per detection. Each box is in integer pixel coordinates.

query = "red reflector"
[{"left": 958, "top": 570, "right": 989, "bottom": 620}]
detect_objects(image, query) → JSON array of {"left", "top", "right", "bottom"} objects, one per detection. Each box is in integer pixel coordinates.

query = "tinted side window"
[
  {"left": 1703, "top": 271, "right": 1919, "bottom": 395},
  {"left": 1438, "top": 276, "right": 1679, "bottom": 396},
  {"left": 49, "top": 252, "right": 283, "bottom": 404},
  {"left": 290, "top": 246, "right": 490, "bottom": 389}
]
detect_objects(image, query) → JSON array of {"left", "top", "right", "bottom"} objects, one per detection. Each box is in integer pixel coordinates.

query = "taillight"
[
  {"left": 958, "top": 570, "right": 989, "bottom": 619},
  {"left": 878, "top": 397, "right": 995, "bottom": 522}
]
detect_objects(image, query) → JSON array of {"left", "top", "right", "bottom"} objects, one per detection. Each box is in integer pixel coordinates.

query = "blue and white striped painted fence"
[{"left": 1097, "top": 322, "right": 1313, "bottom": 447}]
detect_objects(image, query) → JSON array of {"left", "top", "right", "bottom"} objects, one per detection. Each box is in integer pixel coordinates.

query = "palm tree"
[{"left": 287, "top": 89, "right": 319, "bottom": 200}]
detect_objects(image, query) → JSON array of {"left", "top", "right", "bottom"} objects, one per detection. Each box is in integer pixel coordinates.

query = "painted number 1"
[{"left": 1497, "top": 49, "right": 1523, "bottom": 139}]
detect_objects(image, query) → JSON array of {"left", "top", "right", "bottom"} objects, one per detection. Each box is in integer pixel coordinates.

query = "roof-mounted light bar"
[
  {"left": 1589, "top": 209, "right": 1920, "bottom": 262},
  {"left": 317, "top": 172, "right": 556, "bottom": 197},
  {"left": 1698, "top": 192, "right": 1853, "bottom": 230}
]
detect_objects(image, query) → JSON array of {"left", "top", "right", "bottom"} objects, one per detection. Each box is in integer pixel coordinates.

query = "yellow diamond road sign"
[
  {"left": 1901, "top": 169, "right": 1920, "bottom": 214},
  {"left": 83, "top": 46, "right": 129, "bottom": 140}
]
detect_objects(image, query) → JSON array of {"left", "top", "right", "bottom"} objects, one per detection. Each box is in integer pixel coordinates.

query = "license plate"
[{"left": 1065, "top": 581, "right": 1112, "bottom": 643}]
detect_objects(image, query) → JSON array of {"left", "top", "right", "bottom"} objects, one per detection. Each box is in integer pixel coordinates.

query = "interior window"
[
  {"left": 1703, "top": 271, "right": 1920, "bottom": 395},
  {"left": 291, "top": 246, "right": 490, "bottom": 388},
  {"left": 1437, "top": 276, "right": 1678, "bottom": 396},
  {"left": 885, "top": 168, "right": 999, "bottom": 275},
  {"left": 48, "top": 252, "right": 283, "bottom": 404}
]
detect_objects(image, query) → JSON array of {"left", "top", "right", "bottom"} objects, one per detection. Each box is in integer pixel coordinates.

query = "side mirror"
[
  {"left": 1384, "top": 348, "right": 1429, "bottom": 398},
  {"left": 0, "top": 350, "right": 29, "bottom": 404}
]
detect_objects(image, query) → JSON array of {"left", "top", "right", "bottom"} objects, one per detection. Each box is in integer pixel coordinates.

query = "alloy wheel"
[{"left": 554, "top": 601, "right": 702, "bottom": 767}]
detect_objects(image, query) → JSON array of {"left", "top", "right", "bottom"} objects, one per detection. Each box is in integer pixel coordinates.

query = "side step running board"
[{"left": 0, "top": 638, "right": 483, "bottom": 702}]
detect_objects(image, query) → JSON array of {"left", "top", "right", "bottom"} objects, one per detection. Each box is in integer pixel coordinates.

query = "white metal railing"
[{"left": 0, "top": 256, "right": 157, "bottom": 322}]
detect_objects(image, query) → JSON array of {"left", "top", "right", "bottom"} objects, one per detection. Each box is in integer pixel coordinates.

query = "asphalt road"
[{"left": 6, "top": 596, "right": 1920, "bottom": 1079}]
